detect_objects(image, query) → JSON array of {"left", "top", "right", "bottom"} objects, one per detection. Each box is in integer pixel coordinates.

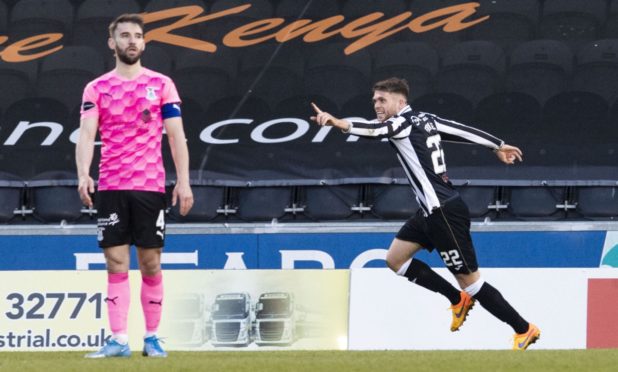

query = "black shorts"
[
  {"left": 96, "top": 190, "right": 166, "bottom": 249},
  {"left": 396, "top": 196, "right": 478, "bottom": 275}
]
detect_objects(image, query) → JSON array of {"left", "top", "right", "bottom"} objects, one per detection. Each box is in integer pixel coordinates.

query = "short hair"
[
  {"left": 373, "top": 77, "right": 410, "bottom": 100},
  {"left": 109, "top": 13, "right": 144, "bottom": 38}
]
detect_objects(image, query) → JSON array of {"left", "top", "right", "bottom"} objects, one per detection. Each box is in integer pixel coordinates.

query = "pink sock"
[
  {"left": 141, "top": 272, "right": 163, "bottom": 334},
  {"left": 107, "top": 272, "right": 130, "bottom": 335}
]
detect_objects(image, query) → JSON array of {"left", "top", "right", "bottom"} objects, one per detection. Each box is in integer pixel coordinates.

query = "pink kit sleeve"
[{"left": 80, "top": 82, "right": 99, "bottom": 120}]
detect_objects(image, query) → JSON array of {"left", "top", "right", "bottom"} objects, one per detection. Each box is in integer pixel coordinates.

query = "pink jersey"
[{"left": 81, "top": 68, "right": 181, "bottom": 193}]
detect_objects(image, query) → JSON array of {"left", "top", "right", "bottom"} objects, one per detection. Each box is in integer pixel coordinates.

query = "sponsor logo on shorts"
[{"left": 98, "top": 213, "right": 120, "bottom": 227}]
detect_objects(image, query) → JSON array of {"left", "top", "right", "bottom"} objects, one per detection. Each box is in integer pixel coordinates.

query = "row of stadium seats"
[
  {"left": 2, "top": 0, "right": 618, "bottom": 51},
  {"left": 1, "top": 171, "right": 617, "bottom": 223},
  {"left": 2, "top": 38, "right": 618, "bottom": 112}
]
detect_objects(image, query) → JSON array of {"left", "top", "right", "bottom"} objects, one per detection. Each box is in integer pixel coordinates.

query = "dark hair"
[
  {"left": 373, "top": 77, "right": 410, "bottom": 99},
  {"left": 109, "top": 13, "right": 144, "bottom": 38}
]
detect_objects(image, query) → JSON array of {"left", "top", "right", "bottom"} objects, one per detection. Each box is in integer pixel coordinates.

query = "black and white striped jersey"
[{"left": 347, "top": 105, "right": 504, "bottom": 216}]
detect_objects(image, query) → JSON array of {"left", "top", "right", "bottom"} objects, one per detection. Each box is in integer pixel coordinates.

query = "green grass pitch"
[{"left": 1, "top": 349, "right": 618, "bottom": 371}]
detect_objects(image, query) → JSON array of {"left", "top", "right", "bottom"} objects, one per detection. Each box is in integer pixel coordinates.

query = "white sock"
[
  {"left": 144, "top": 332, "right": 157, "bottom": 339},
  {"left": 463, "top": 278, "right": 485, "bottom": 297},
  {"left": 112, "top": 333, "right": 129, "bottom": 345},
  {"left": 396, "top": 258, "right": 412, "bottom": 276}
]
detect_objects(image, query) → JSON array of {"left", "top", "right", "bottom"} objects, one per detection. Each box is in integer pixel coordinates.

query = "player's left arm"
[
  {"left": 431, "top": 113, "right": 523, "bottom": 164},
  {"left": 164, "top": 112, "right": 193, "bottom": 216}
]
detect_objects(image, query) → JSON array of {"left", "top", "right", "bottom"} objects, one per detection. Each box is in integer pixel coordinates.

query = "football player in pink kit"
[{"left": 76, "top": 13, "right": 193, "bottom": 358}]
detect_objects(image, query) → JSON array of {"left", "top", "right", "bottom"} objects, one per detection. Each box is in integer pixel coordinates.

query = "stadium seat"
[
  {"left": 301, "top": 185, "right": 362, "bottom": 220},
  {"left": 369, "top": 184, "right": 419, "bottom": 220},
  {"left": 572, "top": 40, "right": 618, "bottom": 104},
  {"left": 340, "top": 93, "right": 375, "bottom": 120},
  {"left": 168, "top": 185, "right": 225, "bottom": 222},
  {"left": 236, "top": 187, "right": 293, "bottom": 221},
  {"left": 143, "top": 0, "right": 207, "bottom": 46},
  {"left": 304, "top": 43, "right": 372, "bottom": 108},
  {"left": 475, "top": 92, "right": 542, "bottom": 144},
  {"left": 505, "top": 40, "right": 573, "bottom": 104},
  {"left": 141, "top": 44, "right": 172, "bottom": 77},
  {"left": 0, "top": 172, "right": 24, "bottom": 223},
  {"left": 172, "top": 49, "right": 238, "bottom": 111},
  {"left": 1, "top": 97, "right": 71, "bottom": 179},
  {"left": 538, "top": 0, "right": 605, "bottom": 50},
  {"left": 204, "top": 94, "right": 271, "bottom": 122},
  {"left": 372, "top": 42, "right": 439, "bottom": 101},
  {"left": 507, "top": 186, "right": 568, "bottom": 219},
  {"left": 72, "top": 0, "right": 141, "bottom": 51},
  {"left": 435, "top": 41, "right": 506, "bottom": 105},
  {"left": 413, "top": 93, "right": 474, "bottom": 125},
  {"left": 234, "top": 45, "right": 304, "bottom": 110},
  {"left": 406, "top": 0, "right": 464, "bottom": 54},
  {"left": 28, "top": 171, "right": 83, "bottom": 223},
  {"left": 144, "top": 0, "right": 206, "bottom": 12},
  {"left": 543, "top": 91, "right": 609, "bottom": 144},
  {"left": 462, "top": 0, "right": 538, "bottom": 52},
  {"left": 8, "top": 0, "right": 73, "bottom": 40},
  {"left": 274, "top": 94, "right": 339, "bottom": 119},
  {"left": 456, "top": 185, "right": 497, "bottom": 219},
  {"left": 341, "top": 0, "right": 408, "bottom": 20},
  {"left": 207, "top": 0, "right": 273, "bottom": 41},
  {"left": 275, "top": 0, "right": 339, "bottom": 19},
  {"left": 0, "top": 59, "right": 37, "bottom": 109},
  {"left": 0, "top": 1, "right": 7, "bottom": 34},
  {"left": 576, "top": 187, "right": 618, "bottom": 218},
  {"left": 605, "top": 0, "right": 618, "bottom": 38},
  {"left": 36, "top": 46, "right": 105, "bottom": 109}
]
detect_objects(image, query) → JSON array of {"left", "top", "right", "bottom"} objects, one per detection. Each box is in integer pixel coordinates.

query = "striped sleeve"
[
  {"left": 348, "top": 116, "right": 411, "bottom": 139},
  {"left": 428, "top": 113, "right": 504, "bottom": 149}
]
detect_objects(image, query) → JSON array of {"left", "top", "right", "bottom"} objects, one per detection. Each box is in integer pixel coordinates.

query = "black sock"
[
  {"left": 404, "top": 259, "right": 461, "bottom": 305},
  {"left": 473, "top": 282, "right": 529, "bottom": 334}
]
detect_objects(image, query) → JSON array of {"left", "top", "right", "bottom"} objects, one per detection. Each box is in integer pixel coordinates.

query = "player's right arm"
[{"left": 75, "top": 116, "right": 98, "bottom": 208}]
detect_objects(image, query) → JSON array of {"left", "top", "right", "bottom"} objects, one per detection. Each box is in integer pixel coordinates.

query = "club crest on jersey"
[{"left": 145, "top": 87, "right": 158, "bottom": 101}]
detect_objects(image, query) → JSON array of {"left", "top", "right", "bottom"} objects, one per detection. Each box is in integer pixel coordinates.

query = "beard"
[{"left": 115, "top": 46, "right": 143, "bottom": 65}]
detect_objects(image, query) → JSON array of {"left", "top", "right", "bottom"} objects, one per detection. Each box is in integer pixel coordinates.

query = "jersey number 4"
[{"left": 426, "top": 134, "right": 446, "bottom": 174}]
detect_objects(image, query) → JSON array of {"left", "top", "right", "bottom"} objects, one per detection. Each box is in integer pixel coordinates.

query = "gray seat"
[
  {"left": 302, "top": 185, "right": 362, "bottom": 221},
  {"left": 29, "top": 171, "right": 83, "bottom": 223},
  {"left": 168, "top": 185, "right": 225, "bottom": 222},
  {"left": 456, "top": 186, "right": 497, "bottom": 218},
  {"left": 539, "top": 0, "right": 606, "bottom": 50},
  {"left": 8, "top": 0, "right": 73, "bottom": 40},
  {"left": 370, "top": 184, "right": 419, "bottom": 220},
  {"left": 0, "top": 172, "right": 24, "bottom": 223},
  {"left": 508, "top": 186, "right": 568, "bottom": 219},
  {"left": 236, "top": 187, "right": 293, "bottom": 221},
  {"left": 572, "top": 39, "right": 618, "bottom": 104},
  {"left": 576, "top": 187, "right": 618, "bottom": 218},
  {"left": 505, "top": 40, "right": 572, "bottom": 105}
]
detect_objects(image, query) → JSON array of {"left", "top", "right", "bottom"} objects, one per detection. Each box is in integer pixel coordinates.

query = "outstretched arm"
[{"left": 310, "top": 102, "right": 351, "bottom": 131}]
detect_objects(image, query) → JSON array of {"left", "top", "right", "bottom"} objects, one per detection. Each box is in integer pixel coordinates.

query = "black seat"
[
  {"left": 304, "top": 43, "right": 372, "bottom": 108},
  {"left": 413, "top": 93, "right": 475, "bottom": 125},
  {"left": 456, "top": 185, "right": 497, "bottom": 218},
  {"left": 576, "top": 187, "right": 618, "bottom": 219},
  {"left": 29, "top": 171, "right": 83, "bottom": 223},
  {"left": 0, "top": 59, "right": 37, "bottom": 109},
  {"left": 168, "top": 184, "right": 225, "bottom": 222},
  {"left": 36, "top": 46, "right": 105, "bottom": 109},
  {"left": 505, "top": 40, "right": 572, "bottom": 105},
  {"left": 0, "top": 1, "right": 8, "bottom": 34},
  {"left": 435, "top": 41, "right": 506, "bottom": 105},
  {"left": 1, "top": 97, "right": 71, "bottom": 179},
  {"left": 372, "top": 42, "right": 438, "bottom": 101},
  {"left": 507, "top": 186, "right": 567, "bottom": 219},
  {"left": 8, "top": 0, "right": 73, "bottom": 40},
  {"left": 207, "top": 0, "right": 273, "bottom": 41},
  {"left": 301, "top": 185, "right": 362, "bottom": 220},
  {"left": 274, "top": 94, "right": 339, "bottom": 119},
  {"left": 406, "top": 0, "right": 464, "bottom": 54},
  {"left": 475, "top": 92, "right": 542, "bottom": 145},
  {"left": 605, "top": 1, "right": 618, "bottom": 38},
  {"left": 0, "top": 172, "right": 24, "bottom": 223},
  {"left": 72, "top": 0, "right": 141, "bottom": 52},
  {"left": 275, "top": 0, "right": 339, "bottom": 19},
  {"left": 172, "top": 49, "right": 238, "bottom": 110},
  {"left": 236, "top": 187, "right": 293, "bottom": 221},
  {"left": 572, "top": 39, "right": 618, "bottom": 104},
  {"left": 539, "top": 0, "right": 606, "bottom": 50},
  {"left": 370, "top": 184, "right": 419, "bottom": 220},
  {"left": 141, "top": 45, "right": 173, "bottom": 77},
  {"left": 233, "top": 45, "right": 304, "bottom": 110},
  {"left": 462, "top": 0, "right": 538, "bottom": 52}
]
